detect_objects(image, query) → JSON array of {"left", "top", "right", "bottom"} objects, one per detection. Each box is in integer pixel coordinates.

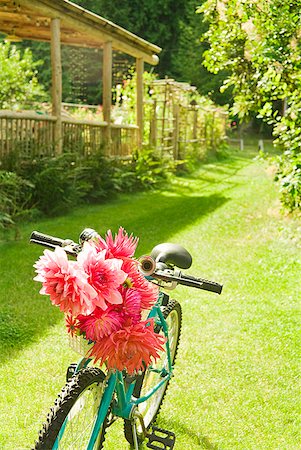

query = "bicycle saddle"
[{"left": 150, "top": 243, "right": 192, "bottom": 269}]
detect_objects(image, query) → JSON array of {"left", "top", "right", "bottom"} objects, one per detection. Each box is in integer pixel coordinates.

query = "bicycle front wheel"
[
  {"left": 124, "top": 299, "right": 182, "bottom": 445},
  {"left": 34, "top": 367, "right": 109, "bottom": 450}
]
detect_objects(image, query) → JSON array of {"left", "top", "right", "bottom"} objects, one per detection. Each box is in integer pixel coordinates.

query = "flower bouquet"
[{"left": 34, "top": 227, "right": 165, "bottom": 375}]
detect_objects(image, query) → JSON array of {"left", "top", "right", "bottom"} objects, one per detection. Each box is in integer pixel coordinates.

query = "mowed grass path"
[{"left": 0, "top": 148, "right": 300, "bottom": 449}]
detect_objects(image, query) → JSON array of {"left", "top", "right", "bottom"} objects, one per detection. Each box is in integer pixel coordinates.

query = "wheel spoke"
[
  {"left": 35, "top": 368, "right": 108, "bottom": 450},
  {"left": 58, "top": 385, "right": 102, "bottom": 448}
]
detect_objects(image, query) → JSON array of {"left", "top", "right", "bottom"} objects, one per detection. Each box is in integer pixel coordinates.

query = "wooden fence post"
[
  {"left": 51, "top": 18, "right": 62, "bottom": 154},
  {"left": 173, "top": 103, "right": 179, "bottom": 160},
  {"left": 103, "top": 41, "right": 112, "bottom": 155},
  {"left": 136, "top": 57, "right": 144, "bottom": 148},
  {"left": 150, "top": 99, "right": 157, "bottom": 148},
  {"left": 192, "top": 107, "right": 198, "bottom": 141}
]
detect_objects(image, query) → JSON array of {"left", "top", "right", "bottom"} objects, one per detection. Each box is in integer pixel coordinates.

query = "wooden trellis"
[{"left": 149, "top": 79, "right": 227, "bottom": 159}]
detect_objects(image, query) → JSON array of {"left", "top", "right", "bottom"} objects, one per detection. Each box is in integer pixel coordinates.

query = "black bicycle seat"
[{"left": 150, "top": 243, "right": 192, "bottom": 269}]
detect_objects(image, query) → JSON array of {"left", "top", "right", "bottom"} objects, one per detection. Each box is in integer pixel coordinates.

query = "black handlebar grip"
[
  {"left": 198, "top": 279, "right": 223, "bottom": 294},
  {"left": 182, "top": 273, "right": 223, "bottom": 294},
  {"left": 153, "top": 269, "right": 223, "bottom": 294}
]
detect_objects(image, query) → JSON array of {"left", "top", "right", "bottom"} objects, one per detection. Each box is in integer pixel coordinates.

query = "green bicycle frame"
[{"left": 53, "top": 293, "right": 173, "bottom": 450}]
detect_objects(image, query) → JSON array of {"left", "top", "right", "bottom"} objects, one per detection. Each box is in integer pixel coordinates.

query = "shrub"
[
  {"left": 275, "top": 152, "right": 301, "bottom": 212},
  {"left": 0, "top": 171, "right": 35, "bottom": 229},
  {"left": 0, "top": 41, "right": 46, "bottom": 109},
  {"left": 29, "top": 154, "right": 81, "bottom": 216},
  {"left": 16, "top": 153, "right": 81, "bottom": 217},
  {"left": 2, "top": 146, "right": 176, "bottom": 228},
  {"left": 74, "top": 151, "right": 120, "bottom": 203},
  {"left": 130, "top": 148, "right": 172, "bottom": 189}
]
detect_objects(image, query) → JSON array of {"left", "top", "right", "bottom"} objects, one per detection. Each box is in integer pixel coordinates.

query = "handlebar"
[
  {"left": 152, "top": 268, "right": 222, "bottom": 294},
  {"left": 30, "top": 230, "right": 223, "bottom": 295},
  {"left": 30, "top": 231, "right": 81, "bottom": 256}
]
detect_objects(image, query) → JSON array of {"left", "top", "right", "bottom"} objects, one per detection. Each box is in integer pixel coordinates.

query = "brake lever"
[
  {"left": 152, "top": 268, "right": 180, "bottom": 290},
  {"left": 63, "top": 243, "right": 82, "bottom": 256}
]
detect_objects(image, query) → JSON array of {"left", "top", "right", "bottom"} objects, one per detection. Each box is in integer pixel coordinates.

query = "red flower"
[
  {"left": 77, "top": 307, "right": 124, "bottom": 340},
  {"left": 65, "top": 314, "right": 80, "bottom": 336},
  {"left": 121, "top": 288, "right": 141, "bottom": 324},
  {"left": 90, "top": 319, "right": 166, "bottom": 374},
  {"left": 122, "top": 259, "right": 159, "bottom": 310},
  {"left": 33, "top": 227, "right": 167, "bottom": 377}
]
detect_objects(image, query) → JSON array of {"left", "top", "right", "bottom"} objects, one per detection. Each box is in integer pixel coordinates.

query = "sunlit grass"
[{"left": 0, "top": 146, "right": 300, "bottom": 449}]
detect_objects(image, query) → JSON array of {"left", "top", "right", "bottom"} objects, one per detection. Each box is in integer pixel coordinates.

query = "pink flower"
[
  {"left": 96, "top": 227, "right": 139, "bottom": 259},
  {"left": 34, "top": 248, "right": 97, "bottom": 315},
  {"left": 121, "top": 259, "right": 159, "bottom": 310},
  {"left": 77, "top": 244, "right": 127, "bottom": 310},
  {"left": 120, "top": 288, "right": 141, "bottom": 324},
  {"left": 90, "top": 319, "right": 166, "bottom": 374},
  {"left": 77, "top": 307, "right": 124, "bottom": 340}
]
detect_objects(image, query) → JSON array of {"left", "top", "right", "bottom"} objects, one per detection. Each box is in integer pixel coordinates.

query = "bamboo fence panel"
[
  {"left": 0, "top": 111, "right": 56, "bottom": 163},
  {"left": 111, "top": 124, "right": 138, "bottom": 158},
  {"left": 0, "top": 111, "right": 139, "bottom": 168}
]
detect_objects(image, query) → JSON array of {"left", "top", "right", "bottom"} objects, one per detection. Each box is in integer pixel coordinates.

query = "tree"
[
  {"left": 73, "top": 0, "right": 185, "bottom": 77},
  {"left": 0, "top": 41, "right": 46, "bottom": 109},
  {"left": 1, "top": 1, "right": 231, "bottom": 106},
  {"left": 199, "top": 0, "right": 301, "bottom": 210},
  {"left": 170, "top": 0, "right": 230, "bottom": 104},
  {"left": 73, "top": 0, "right": 231, "bottom": 104}
]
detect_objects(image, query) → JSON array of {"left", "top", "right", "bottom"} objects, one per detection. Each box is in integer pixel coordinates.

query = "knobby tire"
[{"left": 34, "top": 367, "right": 108, "bottom": 450}]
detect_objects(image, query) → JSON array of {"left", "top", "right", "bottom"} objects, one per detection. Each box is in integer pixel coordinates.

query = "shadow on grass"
[
  {"left": 0, "top": 191, "right": 228, "bottom": 364},
  {"left": 157, "top": 416, "right": 219, "bottom": 449},
  {"left": 186, "top": 153, "right": 253, "bottom": 181}
]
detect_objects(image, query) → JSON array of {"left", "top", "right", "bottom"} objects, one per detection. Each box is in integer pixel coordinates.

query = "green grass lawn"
[{"left": 0, "top": 146, "right": 300, "bottom": 449}]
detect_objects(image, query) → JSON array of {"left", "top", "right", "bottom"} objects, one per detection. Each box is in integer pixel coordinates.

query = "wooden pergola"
[{"left": 0, "top": 0, "right": 161, "bottom": 151}]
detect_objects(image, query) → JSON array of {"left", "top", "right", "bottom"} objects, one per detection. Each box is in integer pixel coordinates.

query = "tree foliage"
[
  {"left": 0, "top": 42, "right": 46, "bottom": 109},
  {"left": 72, "top": 0, "right": 231, "bottom": 104},
  {"left": 74, "top": 0, "right": 185, "bottom": 76},
  {"left": 199, "top": 0, "right": 301, "bottom": 210},
  {"left": 0, "top": 2, "right": 232, "bottom": 105}
]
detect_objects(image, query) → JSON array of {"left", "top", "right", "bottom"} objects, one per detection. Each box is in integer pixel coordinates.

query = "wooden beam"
[
  {"left": 136, "top": 57, "right": 144, "bottom": 148},
  {"left": 103, "top": 40, "right": 112, "bottom": 155},
  {"left": 17, "top": 0, "right": 161, "bottom": 65},
  {"left": 51, "top": 17, "right": 62, "bottom": 153}
]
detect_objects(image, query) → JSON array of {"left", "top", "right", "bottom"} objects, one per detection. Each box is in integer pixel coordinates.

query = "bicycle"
[{"left": 30, "top": 228, "right": 222, "bottom": 450}]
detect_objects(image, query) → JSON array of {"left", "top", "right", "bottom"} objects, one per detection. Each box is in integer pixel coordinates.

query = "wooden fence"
[
  {"left": 148, "top": 79, "right": 228, "bottom": 160},
  {"left": 149, "top": 103, "right": 227, "bottom": 160},
  {"left": 0, "top": 81, "right": 228, "bottom": 168},
  {"left": 0, "top": 110, "right": 138, "bottom": 166},
  {"left": 0, "top": 111, "right": 56, "bottom": 160}
]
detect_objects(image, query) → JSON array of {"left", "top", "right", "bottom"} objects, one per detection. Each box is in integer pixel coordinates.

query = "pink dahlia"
[
  {"left": 90, "top": 319, "right": 166, "bottom": 374},
  {"left": 77, "top": 307, "right": 124, "bottom": 341},
  {"left": 121, "top": 259, "right": 159, "bottom": 310},
  {"left": 96, "top": 227, "right": 139, "bottom": 259},
  {"left": 77, "top": 243, "right": 127, "bottom": 310},
  {"left": 121, "top": 288, "right": 141, "bottom": 324},
  {"left": 34, "top": 248, "right": 97, "bottom": 315}
]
